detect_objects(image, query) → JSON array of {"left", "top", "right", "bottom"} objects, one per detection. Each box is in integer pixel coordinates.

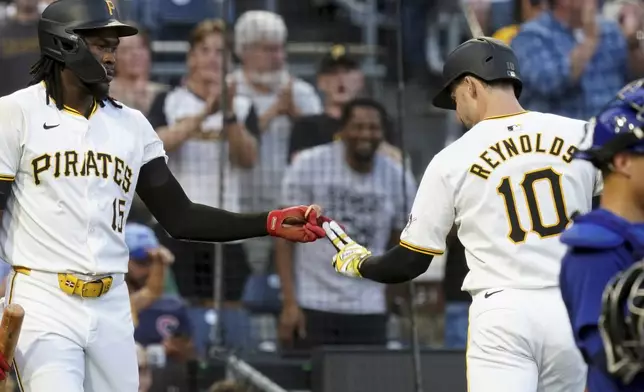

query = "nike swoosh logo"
[
  {"left": 484, "top": 290, "right": 504, "bottom": 299},
  {"left": 43, "top": 123, "right": 59, "bottom": 129}
]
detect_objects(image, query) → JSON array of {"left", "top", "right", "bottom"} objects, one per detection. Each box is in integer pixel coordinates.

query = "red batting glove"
[
  {"left": 0, "top": 351, "right": 9, "bottom": 381},
  {"left": 267, "top": 205, "right": 327, "bottom": 242}
]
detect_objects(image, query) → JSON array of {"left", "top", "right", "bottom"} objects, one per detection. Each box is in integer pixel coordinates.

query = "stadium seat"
[
  {"left": 133, "top": 0, "right": 234, "bottom": 41},
  {"left": 187, "top": 306, "right": 254, "bottom": 357}
]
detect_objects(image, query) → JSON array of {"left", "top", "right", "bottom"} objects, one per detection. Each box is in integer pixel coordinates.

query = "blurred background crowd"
[{"left": 0, "top": 0, "right": 642, "bottom": 390}]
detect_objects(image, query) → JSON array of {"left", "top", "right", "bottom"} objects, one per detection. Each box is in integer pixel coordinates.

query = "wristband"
[{"left": 224, "top": 113, "right": 237, "bottom": 125}]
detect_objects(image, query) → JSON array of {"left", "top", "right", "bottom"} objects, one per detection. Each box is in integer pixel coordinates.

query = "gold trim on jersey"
[
  {"left": 62, "top": 101, "right": 98, "bottom": 119},
  {"left": 399, "top": 240, "right": 444, "bottom": 256},
  {"left": 483, "top": 110, "right": 529, "bottom": 121},
  {"left": 41, "top": 82, "right": 99, "bottom": 119},
  {"left": 0, "top": 175, "right": 15, "bottom": 182},
  {"left": 7, "top": 271, "right": 24, "bottom": 392}
]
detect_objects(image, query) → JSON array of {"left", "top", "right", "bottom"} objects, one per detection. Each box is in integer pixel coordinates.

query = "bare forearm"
[
  {"left": 275, "top": 238, "right": 297, "bottom": 306},
  {"left": 145, "top": 261, "right": 166, "bottom": 299},
  {"left": 227, "top": 123, "right": 258, "bottom": 168},
  {"left": 569, "top": 39, "right": 598, "bottom": 82},
  {"left": 157, "top": 114, "right": 205, "bottom": 152}
]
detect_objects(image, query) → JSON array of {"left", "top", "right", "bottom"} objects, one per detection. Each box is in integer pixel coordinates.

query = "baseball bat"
[{"left": 0, "top": 303, "right": 24, "bottom": 387}]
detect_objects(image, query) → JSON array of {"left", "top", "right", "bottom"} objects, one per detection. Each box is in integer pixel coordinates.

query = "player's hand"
[
  {"left": 267, "top": 205, "right": 326, "bottom": 242},
  {"left": 0, "top": 351, "right": 9, "bottom": 381},
  {"left": 323, "top": 220, "right": 371, "bottom": 278},
  {"left": 278, "top": 303, "right": 306, "bottom": 347}
]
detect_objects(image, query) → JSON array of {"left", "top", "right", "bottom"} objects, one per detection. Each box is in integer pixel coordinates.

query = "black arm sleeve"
[
  {"left": 136, "top": 157, "right": 269, "bottom": 242},
  {"left": 147, "top": 91, "right": 169, "bottom": 129},
  {"left": 358, "top": 245, "right": 433, "bottom": 284}
]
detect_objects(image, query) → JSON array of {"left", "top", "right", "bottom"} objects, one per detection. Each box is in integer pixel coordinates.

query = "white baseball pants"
[{"left": 4, "top": 268, "right": 138, "bottom": 392}]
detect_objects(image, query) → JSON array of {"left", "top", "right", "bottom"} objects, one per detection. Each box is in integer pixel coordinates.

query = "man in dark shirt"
[
  {"left": 0, "top": 0, "right": 40, "bottom": 96},
  {"left": 287, "top": 45, "right": 365, "bottom": 162}
]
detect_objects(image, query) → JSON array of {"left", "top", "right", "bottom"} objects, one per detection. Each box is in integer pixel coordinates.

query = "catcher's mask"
[
  {"left": 599, "top": 260, "right": 644, "bottom": 385},
  {"left": 38, "top": 0, "right": 138, "bottom": 85}
]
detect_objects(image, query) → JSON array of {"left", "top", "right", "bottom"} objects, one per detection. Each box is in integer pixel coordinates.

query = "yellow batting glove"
[{"left": 322, "top": 220, "right": 371, "bottom": 278}]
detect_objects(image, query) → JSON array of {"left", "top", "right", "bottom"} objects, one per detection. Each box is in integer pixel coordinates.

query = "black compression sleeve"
[
  {"left": 136, "top": 157, "right": 269, "bottom": 242},
  {"left": 358, "top": 245, "right": 433, "bottom": 284}
]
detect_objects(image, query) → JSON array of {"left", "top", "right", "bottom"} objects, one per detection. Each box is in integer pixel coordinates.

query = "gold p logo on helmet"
[{"left": 104, "top": 0, "right": 115, "bottom": 15}]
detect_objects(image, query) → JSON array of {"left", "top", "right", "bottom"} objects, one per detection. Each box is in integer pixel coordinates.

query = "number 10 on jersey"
[
  {"left": 112, "top": 198, "right": 126, "bottom": 233},
  {"left": 497, "top": 167, "right": 570, "bottom": 243}
]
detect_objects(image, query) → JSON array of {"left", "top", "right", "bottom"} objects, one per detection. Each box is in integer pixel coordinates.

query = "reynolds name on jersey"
[{"left": 470, "top": 132, "right": 579, "bottom": 180}]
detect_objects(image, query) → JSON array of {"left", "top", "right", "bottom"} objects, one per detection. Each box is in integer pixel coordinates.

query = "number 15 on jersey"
[
  {"left": 497, "top": 167, "right": 570, "bottom": 244},
  {"left": 112, "top": 198, "right": 126, "bottom": 233}
]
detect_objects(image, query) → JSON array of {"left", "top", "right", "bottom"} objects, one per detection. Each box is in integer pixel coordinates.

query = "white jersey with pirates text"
[
  {"left": 0, "top": 83, "right": 166, "bottom": 274},
  {"left": 400, "top": 111, "right": 602, "bottom": 292}
]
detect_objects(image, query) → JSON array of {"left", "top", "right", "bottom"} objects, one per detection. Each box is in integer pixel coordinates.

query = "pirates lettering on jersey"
[
  {"left": 469, "top": 133, "right": 579, "bottom": 180},
  {"left": 31, "top": 150, "right": 133, "bottom": 193}
]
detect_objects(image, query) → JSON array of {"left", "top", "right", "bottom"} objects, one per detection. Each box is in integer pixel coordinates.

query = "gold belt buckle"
[
  {"left": 81, "top": 280, "right": 103, "bottom": 298},
  {"left": 81, "top": 276, "right": 113, "bottom": 298}
]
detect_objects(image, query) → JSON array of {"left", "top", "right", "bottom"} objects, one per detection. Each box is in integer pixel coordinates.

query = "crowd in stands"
[{"left": 0, "top": 0, "right": 641, "bottom": 390}]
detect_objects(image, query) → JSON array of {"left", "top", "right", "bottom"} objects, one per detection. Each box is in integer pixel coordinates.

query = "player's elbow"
[
  {"left": 163, "top": 223, "right": 191, "bottom": 241},
  {"left": 156, "top": 213, "right": 192, "bottom": 240},
  {"left": 386, "top": 259, "right": 431, "bottom": 283},
  {"left": 360, "top": 245, "right": 433, "bottom": 284}
]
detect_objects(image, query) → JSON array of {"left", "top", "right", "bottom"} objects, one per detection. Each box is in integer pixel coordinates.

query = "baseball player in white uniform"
[
  {"left": 323, "top": 37, "right": 602, "bottom": 392},
  {"left": 0, "top": 1, "right": 327, "bottom": 391}
]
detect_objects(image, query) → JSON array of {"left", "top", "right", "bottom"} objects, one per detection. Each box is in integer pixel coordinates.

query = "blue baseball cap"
[{"left": 125, "top": 223, "right": 159, "bottom": 262}]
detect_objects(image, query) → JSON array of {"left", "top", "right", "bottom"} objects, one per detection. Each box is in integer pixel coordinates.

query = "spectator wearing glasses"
[
  {"left": 276, "top": 98, "right": 416, "bottom": 350},
  {"left": 231, "top": 10, "right": 322, "bottom": 213},
  {"left": 511, "top": 0, "right": 644, "bottom": 120}
]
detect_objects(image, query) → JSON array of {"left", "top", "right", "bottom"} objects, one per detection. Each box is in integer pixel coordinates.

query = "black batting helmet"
[
  {"left": 432, "top": 37, "right": 522, "bottom": 110},
  {"left": 38, "top": 0, "right": 138, "bottom": 85},
  {"left": 599, "top": 260, "right": 644, "bottom": 385}
]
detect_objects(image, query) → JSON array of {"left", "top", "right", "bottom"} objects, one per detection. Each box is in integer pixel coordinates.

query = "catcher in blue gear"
[{"left": 559, "top": 79, "right": 644, "bottom": 392}]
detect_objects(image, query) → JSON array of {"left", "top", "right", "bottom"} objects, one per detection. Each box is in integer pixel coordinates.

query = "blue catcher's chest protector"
[
  {"left": 560, "top": 209, "right": 644, "bottom": 392},
  {"left": 561, "top": 209, "right": 644, "bottom": 263}
]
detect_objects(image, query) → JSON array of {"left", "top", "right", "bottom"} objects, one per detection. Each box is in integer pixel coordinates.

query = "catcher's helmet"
[
  {"left": 38, "top": 0, "right": 138, "bottom": 85},
  {"left": 575, "top": 79, "right": 644, "bottom": 169},
  {"left": 432, "top": 37, "right": 523, "bottom": 110},
  {"left": 599, "top": 260, "right": 644, "bottom": 385}
]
